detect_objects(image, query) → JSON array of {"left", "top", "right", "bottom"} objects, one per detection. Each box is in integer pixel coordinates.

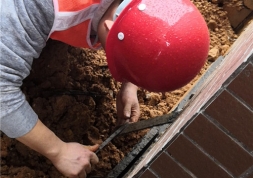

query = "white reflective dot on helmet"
[
  {"left": 138, "top": 4, "right": 146, "bottom": 11},
  {"left": 118, "top": 32, "right": 125, "bottom": 40}
]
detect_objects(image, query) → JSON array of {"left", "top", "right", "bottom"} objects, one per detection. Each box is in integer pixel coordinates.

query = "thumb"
[
  {"left": 123, "top": 104, "right": 131, "bottom": 119},
  {"left": 131, "top": 114, "right": 139, "bottom": 123},
  {"left": 84, "top": 144, "right": 100, "bottom": 152}
]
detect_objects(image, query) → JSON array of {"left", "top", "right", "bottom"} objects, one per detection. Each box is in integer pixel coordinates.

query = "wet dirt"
[{"left": 1, "top": 0, "right": 245, "bottom": 177}]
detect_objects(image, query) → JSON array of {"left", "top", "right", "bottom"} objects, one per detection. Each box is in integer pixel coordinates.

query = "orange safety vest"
[{"left": 49, "top": 0, "right": 104, "bottom": 49}]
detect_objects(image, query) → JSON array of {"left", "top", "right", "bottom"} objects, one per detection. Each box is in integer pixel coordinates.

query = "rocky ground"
[{"left": 1, "top": 0, "right": 247, "bottom": 177}]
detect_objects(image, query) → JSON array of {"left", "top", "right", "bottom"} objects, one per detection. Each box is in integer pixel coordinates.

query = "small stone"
[
  {"left": 208, "top": 20, "right": 217, "bottom": 31},
  {"left": 221, "top": 44, "right": 230, "bottom": 51},
  {"left": 221, "top": 44, "right": 230, "bottom": 55},
  {"left": 208, "top": 47, "right": 220, "bottom": 61}
]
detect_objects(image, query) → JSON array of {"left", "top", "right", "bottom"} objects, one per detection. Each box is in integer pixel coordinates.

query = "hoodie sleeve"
[{"left": 0, "top": 0, "right": 54, "bottom": 138}]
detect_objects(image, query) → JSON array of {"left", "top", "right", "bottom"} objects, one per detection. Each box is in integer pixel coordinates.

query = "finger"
[
  {"left": 130, "top": 115, "right": 139, "bottom": 123},
  {"left": 130, "top": 110, "right": 140, "bottom": 123},
  {"left": 78, "top": 170, "right": 87, "bottom": 178},
  {"left": 85, "top": 162, "right": 92, "bottom": 174},
  {"left": 90, "top": 152, "right": 99, "bottom": 165},
  {"left": 83, "top": 144, "right": 100, "bottom": 152},
  {"left": 115, "top": 102, "right": 131, "bottom": 127},
  {"left": 129, "top": 104, "right": 140, "bottom": 123},
  {"left": 123, "top": 103, "right": 132, "bottom": 119}
]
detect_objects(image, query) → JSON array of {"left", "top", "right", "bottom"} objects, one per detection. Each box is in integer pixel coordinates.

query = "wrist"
[
  {"left": 43, "top": 133, "right": 65, "bottom": 161},
  {"left": 121, "top": 82, "right": 138, "bottom": 91}
]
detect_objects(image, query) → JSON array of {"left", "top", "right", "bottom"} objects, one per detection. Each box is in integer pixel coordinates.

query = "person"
[{"left": 0, "top": 0, "right": 209, "bottom": 177}]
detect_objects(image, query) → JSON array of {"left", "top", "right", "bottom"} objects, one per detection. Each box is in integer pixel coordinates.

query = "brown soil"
[{"left": 1, "top": 0, "right": 244, "bottom": 177}]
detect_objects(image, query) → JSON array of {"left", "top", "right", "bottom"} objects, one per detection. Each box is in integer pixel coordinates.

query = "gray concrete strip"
[{"left": 107, "top": 128, "right": 159, "bottom": 178}]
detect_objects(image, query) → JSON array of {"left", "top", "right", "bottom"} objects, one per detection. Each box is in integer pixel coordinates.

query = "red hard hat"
[{"left": 106, "top": 0, "right": 210, "bottom": 92}]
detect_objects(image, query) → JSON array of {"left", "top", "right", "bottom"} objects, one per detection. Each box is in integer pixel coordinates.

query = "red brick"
[
  {"left": 205, "top": 90, "right": 253, "bottom": 151},
  {"left": 227, "top": 63, "right": 253, "bottom": 109},
  {"left": 184, "top": 114, "right": 253, "bottom": 177},
  {"left": 166, "top": 134, "right": 231, "bottom": 178},
  {"left": 139, "top": 169, "right": 157, "bottom": 178},
  {"left": 150, "top": 152, "right": 192, "bottom": 178}
]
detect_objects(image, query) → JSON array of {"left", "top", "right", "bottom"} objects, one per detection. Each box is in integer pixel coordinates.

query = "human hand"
[
  {"left": 16, "top": 120, "right": 99, "bottom": 178},
  {"left": 116, "top": 82, "right": 140, "bottom": 126},
  {"left": 50, "top": 143, "right": 99, "bottom": 178}
]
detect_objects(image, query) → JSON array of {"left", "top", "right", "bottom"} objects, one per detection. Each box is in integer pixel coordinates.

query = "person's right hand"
[
  {"left": 50, "top": 143, "right": 99, "bottom": 178},
  {"left": 16, "top": 120, "right": 99, "bottom": 178}
]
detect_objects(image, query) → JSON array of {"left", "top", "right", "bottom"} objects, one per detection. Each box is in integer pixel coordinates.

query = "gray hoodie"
[{"left": 0, "top": 0, "right": 114, "bottom": 138}]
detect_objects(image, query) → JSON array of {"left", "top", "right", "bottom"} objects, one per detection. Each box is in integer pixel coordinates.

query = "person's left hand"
[{"left": 116, "top": 82, "right": 140, "bottom": 126}]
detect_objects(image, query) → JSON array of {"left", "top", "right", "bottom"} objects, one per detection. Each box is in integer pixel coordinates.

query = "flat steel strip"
[
  {"left": 95, "top": 123, "right": 129, "bottom": 154},
  {"left": 120, "top": 112, "right": 178, "bottom": 135}
]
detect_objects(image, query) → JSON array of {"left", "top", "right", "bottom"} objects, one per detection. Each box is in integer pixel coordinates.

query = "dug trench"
[{"left": 1, "top": 0, "right": 251, "bottom": 177}]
